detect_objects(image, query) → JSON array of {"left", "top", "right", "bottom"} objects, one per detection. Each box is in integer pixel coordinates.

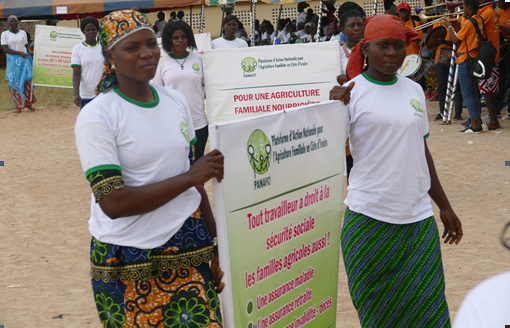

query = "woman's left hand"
[
  {"left": 330, "top": 81, "right": 355, "bottom": 105},
  {"left": 439, "top": 207, "right": 462, "bottom": 245},
  {"left": 211, "top": 255, "right": 225, "bottom": 293}
]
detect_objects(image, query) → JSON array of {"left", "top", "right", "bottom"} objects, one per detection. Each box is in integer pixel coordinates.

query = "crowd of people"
[{"left": 3, "top": 1, "right": 510, "bottom": 327}]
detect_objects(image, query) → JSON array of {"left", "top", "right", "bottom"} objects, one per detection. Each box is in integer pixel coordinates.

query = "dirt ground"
[{"left": 1, "top": 100, "right": 509, "bottom": 327}]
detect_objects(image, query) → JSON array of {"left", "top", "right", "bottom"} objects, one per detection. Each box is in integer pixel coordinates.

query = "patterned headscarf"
[
  {"left": 346, "top": 15, "right": 421, "bottom": 80},
  {"left": 96, "top": 10, "right": 154, "bottom": 94}
]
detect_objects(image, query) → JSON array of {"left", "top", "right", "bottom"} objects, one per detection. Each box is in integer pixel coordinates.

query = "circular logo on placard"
[
  {"left": 50, "top": 31, "right": 58, "bottom": 39},
  {"left": 247, "top": 129, "right": 271, "bottom": 177},
  {"left": 241, "top": 57, "right": 257, "bottom": 73}
]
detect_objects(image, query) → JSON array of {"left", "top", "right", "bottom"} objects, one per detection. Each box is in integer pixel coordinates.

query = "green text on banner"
[
  {"left": 202, "top": 42, "right": 341, "bottom": 124},
  {"left": 210, "top": 101, "right": 348, "bottom": 328},
  {"left": 33, "top": 25, "right": 84, "bottom": 88}
]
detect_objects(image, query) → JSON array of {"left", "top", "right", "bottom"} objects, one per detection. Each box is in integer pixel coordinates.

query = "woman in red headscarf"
[{"left": 330, "top": 15, "right": 462, "bottom": 328}]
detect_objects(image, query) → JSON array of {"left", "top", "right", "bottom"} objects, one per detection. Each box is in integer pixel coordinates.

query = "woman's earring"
[
  {"left": 363, "top": 56, "right": 367, "bottom": 69},
  {"left": 111, "top": 62, "right": 116, "bottom": 69}
]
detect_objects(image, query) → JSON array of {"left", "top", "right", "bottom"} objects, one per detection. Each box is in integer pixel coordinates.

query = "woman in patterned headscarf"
[
  {"left": 75, "top": 10, "right": 224, "bottom": 328},
  {"left": 331, "top": 15, "right": 462, "bottom": 328}
]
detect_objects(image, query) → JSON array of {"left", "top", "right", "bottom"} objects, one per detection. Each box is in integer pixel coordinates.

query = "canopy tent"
[{"left": 0, "top": 0, "right": 204, "bottom": 19}]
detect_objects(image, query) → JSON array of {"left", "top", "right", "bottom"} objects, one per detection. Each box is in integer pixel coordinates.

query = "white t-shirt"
[
  {"left": 211, "top": 36, "right": 248, "bottom": 49},
  {"left": 300, "top": 33, "right": 312, "bottom": 43},
  {"left": 340, "top": 44, "right": 351, "bottom": 75},
  {"left": 71, "top": 42, "right": 104, "bottom": 99},
  {"left": 1, "top": 30, "right": 27, "bottom": 53},
  {"left": 152, "top": 52, "right": 207, "bottom": 130},
  {"left": 344, "top": 73, "right": 433, "bottom": 224},
  {"left": 329, "top": 33, "right": 341, "bottom": 42},
  {"left": 154, "top": 20, "right": 167, "bottom": 33},
  {"left": 277, "top": 30, "right": 291, "bottom": 44},
  {"left": 295, "top": 30, "right": 306, "bottom": 39},
  {"left": 75, "top": 84, "right": 200, "bottom": 249},
  {"left": 297, "top": 12, "right": 307, "bottom": 25},
  {"left": 453, "top": 271, "right": 510, "bottom": 328}
]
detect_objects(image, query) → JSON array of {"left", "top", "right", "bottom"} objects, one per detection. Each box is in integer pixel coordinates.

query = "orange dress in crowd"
[
  {"left": 404, "top": 19, "right": 423, "bottom": 56},
  {"left": 456, "top": 15, "right": 483, "bottom": 64},
  {"left": 479, "top": 5, "right": 500, "bottom": 62}
]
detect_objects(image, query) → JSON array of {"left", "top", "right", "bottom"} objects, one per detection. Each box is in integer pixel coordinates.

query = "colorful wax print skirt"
[
  {"left": 341, "top": 208, "right": 451, "bottom": 328},
  {"left": 90, "top": 212, "right": 223, "bottom": 328}
]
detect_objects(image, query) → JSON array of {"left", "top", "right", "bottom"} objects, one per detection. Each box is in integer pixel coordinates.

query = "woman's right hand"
[
  {"left": 20, "top": 52, "right": 28, "bottom": 59},
  {"left": 74, "top": 94, "right": 81, "bottom": 107},
  {"left": 188, "top": 149, "right": 224, "bottom": 185}
]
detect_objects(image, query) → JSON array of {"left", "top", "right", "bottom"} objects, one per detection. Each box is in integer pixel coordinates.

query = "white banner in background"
[
  {"left": 202, "top": 42, "right": 341, "bottom": 124},
  {"left": 33, "top": 25, "right": 84, "bottom": 88},
  {"left": 211, "top": 100, "right": 349, "bottom": 328}
]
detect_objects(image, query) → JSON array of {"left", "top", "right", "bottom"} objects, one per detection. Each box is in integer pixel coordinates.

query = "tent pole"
[
  {"left": 199, "top": 4, "right": 205, "bottom": 34},
  {"left": 76, "top": 14, "right": 80, "bottom": 28},
  {"left": 190, "top": 5, "right": 193, "bottom": 29},
  {"left": 273, "top": 4, "right": 282, "bottom": 45},
  {"left": 250, "top": 0, "right": 255, "bottom": 46},
  {"left": 315, "top": 0, "right": 323, "bottom": 42},
  {"left": 220, "top": 5, "right": 225, "bottom": 36}
]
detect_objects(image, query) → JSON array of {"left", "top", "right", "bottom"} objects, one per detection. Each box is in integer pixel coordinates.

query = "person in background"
[
  {"left": 154, "top": 11, "right": 167, "bottom": 35},
  {"left": 212, "top": 15, "right": 248, "bottom": 49},
  {"left": 445, "top": 0, "right": 485, "bottom": 132},
  {"left": 153, "top": 21, "right": 208, "bottom": 161},
  {"left": 1, "top": 15, "right": 36, "bottom": 113},
  {"left": 177, "top": 10, "right": 187, "bottom": 23},
  {"left": 295, "top": 22, "right": 306, "bottom": 39},
  {"left": 297, "top": 2, "right": 310, "bottom": 25},
  {"left": 432, "top": 20, "right": 464, "bottom": 121},
  {"left": 71, "top": 16, "right": 103, "bottom": 110},
  {"left": 301, "top": 22, "right": 313, "bottom": 43},
  {"left": 398, "top": 2, "right": 424, "bottom": 56},
  {"left": 384, "top": 0, "right": 398, "bottom": 15},
  {"left": 170, "top": 11, "right": 178, "bottom": 22},
  {"left": 497, "top": 0, "right": 510, "bottom": 118},
  {"left": 75, "top": 10, "right": 225, "bottom": 328},
  {"left": 329, "top": 18, "right": 341, "bottom": 42},
  {"left": 477, "top": 0, "right": 501, "bottom": 130},
  {"left": 276, "top": 19, "right": 287, "bottom": 42}
]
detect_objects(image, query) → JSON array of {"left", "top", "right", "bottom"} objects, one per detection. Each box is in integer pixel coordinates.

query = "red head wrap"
[{"left": 346, "top": 14, "right": 421, "bottom": 80}]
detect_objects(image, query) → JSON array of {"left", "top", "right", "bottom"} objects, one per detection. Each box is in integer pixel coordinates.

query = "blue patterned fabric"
[
  {"left": 5, "top": 53, "right": 35, "bottom": 101},
  {"left": 341, "top": 208, "right": 451, "bottom": 328}
]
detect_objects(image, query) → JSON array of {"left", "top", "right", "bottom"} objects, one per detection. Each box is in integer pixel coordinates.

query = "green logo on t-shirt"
[
  {"left": 180, "top": 122, "right": 189, "bottom": 142},
  {"left": 50, "top": 31, "right": 58, "bottom": 39},
  {"left": 192, "top": 64, "right": 200, "bottom": 72},
  {"left": 410, "top": 99, "right": 423, "bottom": 113}
]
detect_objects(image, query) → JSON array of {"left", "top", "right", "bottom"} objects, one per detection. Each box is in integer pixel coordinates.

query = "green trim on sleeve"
[
  {"left": 424, "top": 132, "right": 430, "bottom": 139},
  {"left": 190, "top": 136, "right": 197, "bottom": 146},
  {"left": 1, "top": 44, "right": 7, "bottom": 46},
  {"left": 85, "top": 164, "right": 122, "bottom": 178},
  {"left": 71, "top": 64, "right": 81, "bottom": 67},
  {"left": 114, "top": 85, "right": 160, "bottom": 108}
]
